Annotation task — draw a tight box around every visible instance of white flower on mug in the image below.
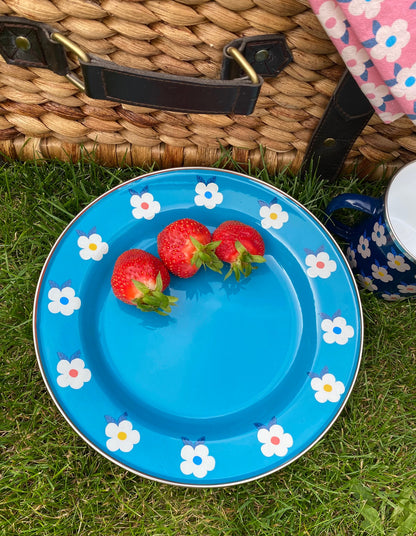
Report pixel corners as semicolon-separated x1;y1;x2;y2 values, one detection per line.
372;220;387;246
371;262;393;282
357;234;371;258
397;282;416;294
308;368;345;403
320;311;355;345
105;413;140;453
180;438;215;479
357;274;378;291
382;292;403;302
255;418;293;458
387;252;411;272
346;247;357;269
130;187;160;220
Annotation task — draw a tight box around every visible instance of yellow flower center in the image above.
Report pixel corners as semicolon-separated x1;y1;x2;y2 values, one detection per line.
89;243;98;251
395;260;401;265
269;213;278;220
378;271;384;277
323;384;333;392
117;431;127;441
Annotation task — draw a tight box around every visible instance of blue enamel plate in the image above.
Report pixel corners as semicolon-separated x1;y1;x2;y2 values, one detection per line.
33;168;363;487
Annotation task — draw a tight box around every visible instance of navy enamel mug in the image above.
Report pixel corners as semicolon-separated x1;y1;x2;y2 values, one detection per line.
325;162;416;301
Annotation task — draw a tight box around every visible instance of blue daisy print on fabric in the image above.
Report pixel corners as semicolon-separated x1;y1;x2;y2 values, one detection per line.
308;367;345;403
130;186;160;220
104;412;140;453
254;417;293;458
397;281;416;294
76;227;109;261
194;176;223;209
320;310;355;345
362;19;410;63
56;350;91;389
317;1;350;44
47;280;81;316
385;63;416;103
180;437;215;478
357;272;378;292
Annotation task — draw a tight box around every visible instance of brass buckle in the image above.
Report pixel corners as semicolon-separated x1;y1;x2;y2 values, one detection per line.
226;47;259;85
51;32;89;91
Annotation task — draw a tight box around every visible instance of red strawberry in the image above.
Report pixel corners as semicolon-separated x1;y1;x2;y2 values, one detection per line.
212;220;266;281
111;249;178;314
157;218;223;278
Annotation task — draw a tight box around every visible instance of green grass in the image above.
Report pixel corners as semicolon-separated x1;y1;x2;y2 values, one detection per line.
1;158;415;536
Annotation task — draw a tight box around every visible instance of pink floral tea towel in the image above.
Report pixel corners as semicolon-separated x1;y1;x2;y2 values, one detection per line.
309;0;416;124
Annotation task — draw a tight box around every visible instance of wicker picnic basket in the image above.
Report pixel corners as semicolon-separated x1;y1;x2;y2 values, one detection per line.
0;0;415;179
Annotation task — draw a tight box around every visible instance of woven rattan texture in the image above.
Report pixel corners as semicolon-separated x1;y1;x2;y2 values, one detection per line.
0;0;415;177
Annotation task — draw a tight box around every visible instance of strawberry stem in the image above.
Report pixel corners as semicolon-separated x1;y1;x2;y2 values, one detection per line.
132;273;178;315
189;237;223;274
224;241;266;282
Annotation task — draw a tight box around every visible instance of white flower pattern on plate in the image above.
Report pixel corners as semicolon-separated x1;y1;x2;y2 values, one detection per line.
259;198;289;229
130;187;160;220
305;248;337;279
57;350;91;389
308;367;345;403
320;311;355;345
48;280;81;316
105;413;140;453
256;418;293;458
194;177;223;209
77;227;108;261
180;438;215;478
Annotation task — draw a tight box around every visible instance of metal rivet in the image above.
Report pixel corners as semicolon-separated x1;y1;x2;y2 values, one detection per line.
323;137;336;147
254;49;269;62
15;36;31;51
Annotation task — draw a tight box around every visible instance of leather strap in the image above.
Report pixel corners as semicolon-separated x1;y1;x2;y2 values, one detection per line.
0;16;294;115
301;70;374;182
80;55;261;115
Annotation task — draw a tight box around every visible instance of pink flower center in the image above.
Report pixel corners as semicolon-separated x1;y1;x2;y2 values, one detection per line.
141;202;149;210
271;436;280;445
325;17;337;29
347;59;357;68
69;369;78;378
316;261;325;269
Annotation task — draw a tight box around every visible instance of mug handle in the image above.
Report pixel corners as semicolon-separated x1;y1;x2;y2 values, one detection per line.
324;194;382;241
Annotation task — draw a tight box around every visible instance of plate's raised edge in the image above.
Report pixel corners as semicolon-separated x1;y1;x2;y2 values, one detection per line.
32;166;364;488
